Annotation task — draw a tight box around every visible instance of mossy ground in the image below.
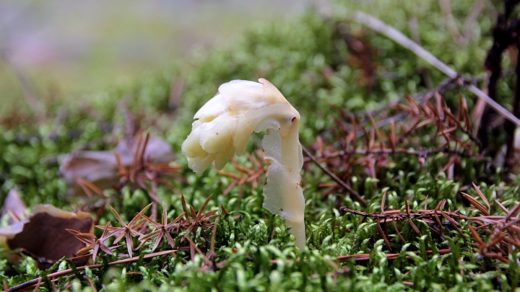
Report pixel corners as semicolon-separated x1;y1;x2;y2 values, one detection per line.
1;1;519;291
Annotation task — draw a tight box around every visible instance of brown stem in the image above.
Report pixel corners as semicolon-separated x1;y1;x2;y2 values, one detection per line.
315;147;474;159
504;40;520;171
477;65;503;152
477;2;520;158
302;146;367;207
337;248;451;262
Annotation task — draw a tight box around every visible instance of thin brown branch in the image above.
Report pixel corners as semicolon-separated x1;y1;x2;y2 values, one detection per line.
302;145;367;206
337;248;451;262
9;250;177;292
315;147;474;159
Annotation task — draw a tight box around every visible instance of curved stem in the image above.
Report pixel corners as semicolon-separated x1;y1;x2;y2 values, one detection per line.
285;219;306;249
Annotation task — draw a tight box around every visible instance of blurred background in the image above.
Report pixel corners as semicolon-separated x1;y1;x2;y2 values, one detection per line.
0;0;312;114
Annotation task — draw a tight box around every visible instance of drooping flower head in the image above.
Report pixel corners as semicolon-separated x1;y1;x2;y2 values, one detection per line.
182;78;299;173
182;78;306;249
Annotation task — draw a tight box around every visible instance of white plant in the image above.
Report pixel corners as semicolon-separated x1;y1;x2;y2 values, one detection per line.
182;78;306;248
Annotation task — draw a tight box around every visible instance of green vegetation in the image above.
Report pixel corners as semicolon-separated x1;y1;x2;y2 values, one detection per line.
1;1;519;291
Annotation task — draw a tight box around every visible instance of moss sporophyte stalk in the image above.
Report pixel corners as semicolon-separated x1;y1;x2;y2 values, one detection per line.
182;78;306;249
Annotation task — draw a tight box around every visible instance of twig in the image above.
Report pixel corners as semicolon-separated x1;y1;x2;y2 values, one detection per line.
302;145;367;206
315;147;474;159
341;207;474;222
351;11;520;127
9;250;177;291
337;248;451;262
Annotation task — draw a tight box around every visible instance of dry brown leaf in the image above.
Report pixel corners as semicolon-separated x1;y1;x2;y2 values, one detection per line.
115;135;173;166
0;205;93;268
59;135;173;194
59;151;119;188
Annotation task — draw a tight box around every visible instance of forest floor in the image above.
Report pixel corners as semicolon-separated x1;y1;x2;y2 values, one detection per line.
1;1;519;291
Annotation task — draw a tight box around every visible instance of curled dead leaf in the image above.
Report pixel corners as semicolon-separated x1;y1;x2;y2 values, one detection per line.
59;151;118;188
115;135;173;166
59;134;174;195
0;204;93;268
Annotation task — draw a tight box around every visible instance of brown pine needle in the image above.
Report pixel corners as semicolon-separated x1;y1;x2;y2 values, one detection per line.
302;145;367;206
461;193;489;216
472;183;490;210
